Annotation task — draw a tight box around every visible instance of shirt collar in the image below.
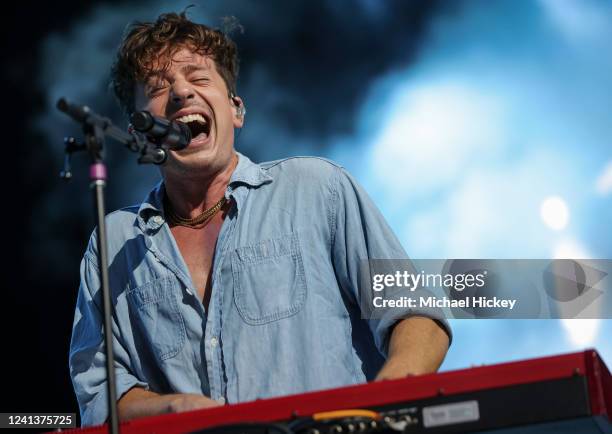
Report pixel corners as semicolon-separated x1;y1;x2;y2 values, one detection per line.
228;151;274;189
137;152;273;231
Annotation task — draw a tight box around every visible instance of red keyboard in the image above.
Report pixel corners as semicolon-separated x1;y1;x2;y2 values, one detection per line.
56;349;611;434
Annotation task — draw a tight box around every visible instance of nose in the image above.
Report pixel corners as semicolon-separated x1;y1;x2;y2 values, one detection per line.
170;80;195;105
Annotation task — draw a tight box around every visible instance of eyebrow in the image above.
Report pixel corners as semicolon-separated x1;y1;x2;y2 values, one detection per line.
179;64;211;75
144;63;211;85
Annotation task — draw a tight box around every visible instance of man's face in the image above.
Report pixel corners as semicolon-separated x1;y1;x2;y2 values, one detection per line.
134;46;243;177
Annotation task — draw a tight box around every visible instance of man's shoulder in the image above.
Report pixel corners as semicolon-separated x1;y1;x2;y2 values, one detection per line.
83;205;142;255
258;156;344;183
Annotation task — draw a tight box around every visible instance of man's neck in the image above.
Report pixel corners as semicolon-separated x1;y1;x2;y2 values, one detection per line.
163;153;238;218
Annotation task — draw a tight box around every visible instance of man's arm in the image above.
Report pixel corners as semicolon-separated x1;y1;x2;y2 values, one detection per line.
375;316;449;380
329;167;452;373
117;388;222;422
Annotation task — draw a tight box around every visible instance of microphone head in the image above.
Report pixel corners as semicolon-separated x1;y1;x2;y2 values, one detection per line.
171;121;192;150
129;111;191;150
130;111;154;132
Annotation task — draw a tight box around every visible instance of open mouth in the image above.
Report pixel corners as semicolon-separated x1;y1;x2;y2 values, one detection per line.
175;113;211;143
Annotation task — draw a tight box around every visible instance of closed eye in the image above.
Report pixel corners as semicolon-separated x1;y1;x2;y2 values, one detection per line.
147;84;168;97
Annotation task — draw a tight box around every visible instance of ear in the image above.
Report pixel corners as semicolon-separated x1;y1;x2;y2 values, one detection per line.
231;95;245;128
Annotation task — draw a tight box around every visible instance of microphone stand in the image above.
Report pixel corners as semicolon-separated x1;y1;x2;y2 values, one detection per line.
57;98;167;434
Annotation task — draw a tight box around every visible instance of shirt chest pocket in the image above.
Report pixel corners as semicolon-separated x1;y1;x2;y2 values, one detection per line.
126;276;186;362
231;232;307;325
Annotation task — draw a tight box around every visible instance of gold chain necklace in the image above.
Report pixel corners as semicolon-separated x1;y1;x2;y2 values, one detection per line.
164;195;227;228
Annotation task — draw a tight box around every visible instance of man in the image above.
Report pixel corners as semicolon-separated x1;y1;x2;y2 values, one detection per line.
69;11;451;427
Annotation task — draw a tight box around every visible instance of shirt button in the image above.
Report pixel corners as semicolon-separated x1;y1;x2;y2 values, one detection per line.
210;337;218;347
218;397;226;404
152;215;163;225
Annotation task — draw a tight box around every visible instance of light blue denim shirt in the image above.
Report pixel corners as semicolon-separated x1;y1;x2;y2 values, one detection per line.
70;153;451;426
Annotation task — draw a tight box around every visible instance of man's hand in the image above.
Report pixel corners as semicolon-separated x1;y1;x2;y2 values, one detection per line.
166;393;223;413
375;316;449;381
118;387;223;422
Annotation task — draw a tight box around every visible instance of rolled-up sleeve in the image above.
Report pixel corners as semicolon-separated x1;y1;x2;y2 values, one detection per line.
69;238;148;427
330;166;452;357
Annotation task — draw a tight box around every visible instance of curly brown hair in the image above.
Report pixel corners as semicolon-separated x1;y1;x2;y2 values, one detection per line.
110;11;240;114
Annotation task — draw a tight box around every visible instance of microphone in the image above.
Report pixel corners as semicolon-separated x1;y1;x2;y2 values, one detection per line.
130;111;191;151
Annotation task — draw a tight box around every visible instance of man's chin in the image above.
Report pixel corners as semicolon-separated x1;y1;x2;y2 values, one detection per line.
165;144;230;173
